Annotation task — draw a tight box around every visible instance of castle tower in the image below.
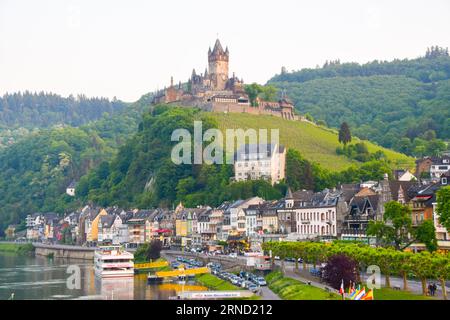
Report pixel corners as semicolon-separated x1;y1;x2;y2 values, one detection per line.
208;39;229;90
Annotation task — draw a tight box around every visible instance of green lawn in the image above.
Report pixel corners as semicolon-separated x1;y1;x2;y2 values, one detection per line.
210;112;414;171
0;242;34;255
373;288;434;300
195;273;239;291
265;271;341;300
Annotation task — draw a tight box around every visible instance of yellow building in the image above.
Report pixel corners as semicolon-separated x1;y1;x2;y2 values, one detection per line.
87;208;107;242
176;218;188;237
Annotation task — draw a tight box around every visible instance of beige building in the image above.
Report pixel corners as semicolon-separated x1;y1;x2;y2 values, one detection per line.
234;143;286;185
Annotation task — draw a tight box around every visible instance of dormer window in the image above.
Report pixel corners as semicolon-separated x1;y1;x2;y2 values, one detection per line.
442;177;448;185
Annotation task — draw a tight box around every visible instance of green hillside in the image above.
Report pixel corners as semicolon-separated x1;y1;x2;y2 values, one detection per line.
268;47;450;157
209;112;414;171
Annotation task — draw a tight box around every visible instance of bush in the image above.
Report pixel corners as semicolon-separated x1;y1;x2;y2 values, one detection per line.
322;254;358;290
134;240;162;262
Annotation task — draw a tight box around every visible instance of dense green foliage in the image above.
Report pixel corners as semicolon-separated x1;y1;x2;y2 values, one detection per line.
0;91;126;129
134;240;163;262
77;107;398;210
0;99;150;234
336;142;387;162
287;148;393;192
269;48;450;156
436;186;450;231
244;83;278;106
76;106;286;209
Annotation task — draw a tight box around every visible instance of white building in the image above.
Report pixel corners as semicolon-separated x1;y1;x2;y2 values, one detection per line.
430;156;450;178
234;143;286;185
66;181;76;196
98;215;123;244
223;197;264;239
397;170;417;181
433;202;449;241
281;190;340;240
244;205;259;238
295;207;337;239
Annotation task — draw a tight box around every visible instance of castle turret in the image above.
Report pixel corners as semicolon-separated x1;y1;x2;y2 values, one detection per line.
208;39;229;90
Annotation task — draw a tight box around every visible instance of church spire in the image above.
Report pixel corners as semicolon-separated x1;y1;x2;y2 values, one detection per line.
286;187;293;199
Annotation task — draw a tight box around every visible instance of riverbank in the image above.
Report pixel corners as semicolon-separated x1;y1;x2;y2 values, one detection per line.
265;271;341;300
0;242;34;255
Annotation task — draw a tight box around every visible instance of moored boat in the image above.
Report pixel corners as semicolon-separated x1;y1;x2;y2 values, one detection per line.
94;245;134;278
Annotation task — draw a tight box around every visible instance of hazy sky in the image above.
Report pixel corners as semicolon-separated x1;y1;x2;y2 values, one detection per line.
1;0;449;102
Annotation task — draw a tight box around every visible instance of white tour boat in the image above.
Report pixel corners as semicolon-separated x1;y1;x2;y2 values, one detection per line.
94;245;134;278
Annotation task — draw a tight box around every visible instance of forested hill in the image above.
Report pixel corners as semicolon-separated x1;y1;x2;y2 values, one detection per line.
0;95;151;234
268;46;450;156
0;91;127;129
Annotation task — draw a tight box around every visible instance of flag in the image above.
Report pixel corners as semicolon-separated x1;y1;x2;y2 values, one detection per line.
354;287;366;300
349;289;357;299
361;289;374;300
339;279;345;295
348;281;353;295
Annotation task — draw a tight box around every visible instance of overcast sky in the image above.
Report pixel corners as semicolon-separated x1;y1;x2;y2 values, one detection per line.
1;0;449;102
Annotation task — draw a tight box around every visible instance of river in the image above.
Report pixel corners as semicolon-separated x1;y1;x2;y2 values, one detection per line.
0;252;207;300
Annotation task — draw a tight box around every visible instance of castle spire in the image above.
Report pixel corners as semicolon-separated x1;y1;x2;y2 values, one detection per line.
211;38;225;55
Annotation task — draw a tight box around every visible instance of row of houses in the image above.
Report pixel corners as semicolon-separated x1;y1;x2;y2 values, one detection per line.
22;171;450;250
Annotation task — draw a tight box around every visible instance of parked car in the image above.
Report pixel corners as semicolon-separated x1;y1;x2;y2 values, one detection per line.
229;252;237;258
284;257;295;262
248;284;260;293
255;277;267;286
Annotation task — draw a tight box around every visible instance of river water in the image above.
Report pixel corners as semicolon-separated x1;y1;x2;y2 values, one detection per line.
0;252;207;300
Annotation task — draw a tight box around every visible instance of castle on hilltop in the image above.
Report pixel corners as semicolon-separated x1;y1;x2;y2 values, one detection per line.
153;39;299;120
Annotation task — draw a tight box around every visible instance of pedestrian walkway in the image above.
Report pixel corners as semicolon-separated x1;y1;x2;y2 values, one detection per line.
260;286;281;300
282;265;337;294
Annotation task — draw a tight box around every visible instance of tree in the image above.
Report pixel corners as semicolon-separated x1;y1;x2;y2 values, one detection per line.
371;248;396;288
415;219;438;252
410;252;434;296
367;201;437;251
244;83;263;107
338;122;351;146
392;251;413;290
322;254;358;290
431;253;450;300
436;186;450;231
260;85;278;102
134;240;163;262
